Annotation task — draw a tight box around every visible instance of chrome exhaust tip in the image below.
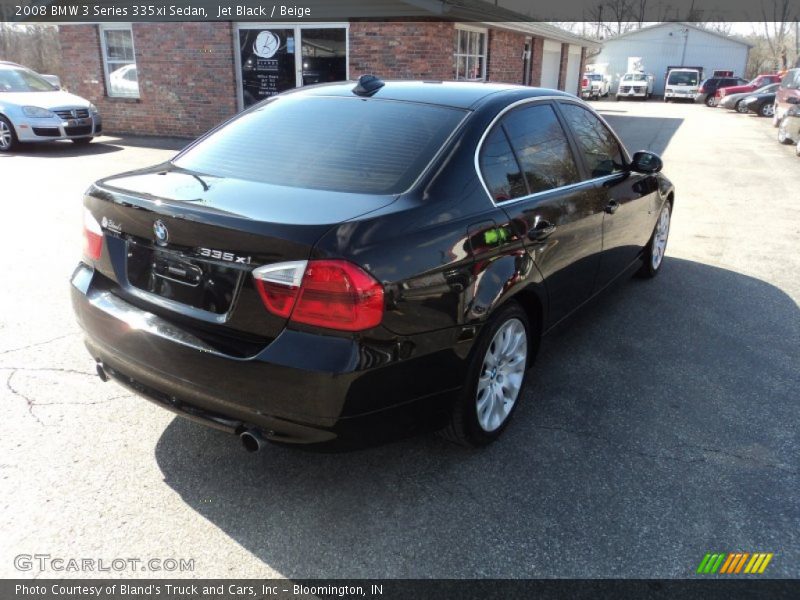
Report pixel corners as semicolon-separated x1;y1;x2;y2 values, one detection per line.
240;429;266;453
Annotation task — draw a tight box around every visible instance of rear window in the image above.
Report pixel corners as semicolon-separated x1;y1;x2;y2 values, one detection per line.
781;70;800;89
174;96;466;194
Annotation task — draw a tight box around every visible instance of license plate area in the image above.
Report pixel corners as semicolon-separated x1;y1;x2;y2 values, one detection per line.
126;240;242;315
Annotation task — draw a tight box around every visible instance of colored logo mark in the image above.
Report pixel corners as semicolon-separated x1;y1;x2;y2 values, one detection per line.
696;552;774;574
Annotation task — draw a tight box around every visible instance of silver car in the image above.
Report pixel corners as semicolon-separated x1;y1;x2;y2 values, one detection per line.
0;63;102;152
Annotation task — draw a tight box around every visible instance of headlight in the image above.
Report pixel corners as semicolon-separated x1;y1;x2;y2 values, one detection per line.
89;103;99;115
22;106;56;118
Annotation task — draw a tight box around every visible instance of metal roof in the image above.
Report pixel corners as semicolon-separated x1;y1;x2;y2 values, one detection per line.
601;22;753;49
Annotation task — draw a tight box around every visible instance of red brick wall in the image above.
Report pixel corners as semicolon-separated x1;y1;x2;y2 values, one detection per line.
579;47;587;86
349;21;454;80
530;37;544;86
557;43;569;90
59;23;237;138
486;29;527;84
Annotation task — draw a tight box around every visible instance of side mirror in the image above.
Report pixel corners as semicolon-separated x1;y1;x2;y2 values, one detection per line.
630;151;663;174
787;96;800;105
41;74;61;89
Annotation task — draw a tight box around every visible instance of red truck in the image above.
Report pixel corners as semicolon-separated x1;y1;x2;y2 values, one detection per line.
716;74;783;102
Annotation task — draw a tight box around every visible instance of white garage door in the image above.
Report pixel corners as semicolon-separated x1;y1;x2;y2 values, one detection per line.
540;40;560;90
565;45;582;95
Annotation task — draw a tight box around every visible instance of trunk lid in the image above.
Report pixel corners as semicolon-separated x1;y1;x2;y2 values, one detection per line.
86;164;396;349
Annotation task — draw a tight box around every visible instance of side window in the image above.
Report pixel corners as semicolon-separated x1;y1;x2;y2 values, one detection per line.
558;103;626;178
479;126;526;202
501;104;580;194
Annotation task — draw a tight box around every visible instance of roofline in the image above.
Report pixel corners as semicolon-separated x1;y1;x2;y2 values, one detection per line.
602;22;753;49
486;21;601;48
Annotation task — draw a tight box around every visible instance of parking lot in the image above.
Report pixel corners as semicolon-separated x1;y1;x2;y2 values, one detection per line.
1;100;798;579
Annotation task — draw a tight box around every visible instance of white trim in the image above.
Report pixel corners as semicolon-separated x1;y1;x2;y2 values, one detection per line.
98;23;139;99
233;22;349;111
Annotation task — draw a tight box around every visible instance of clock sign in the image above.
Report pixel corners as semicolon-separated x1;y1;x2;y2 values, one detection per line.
253;31;280;58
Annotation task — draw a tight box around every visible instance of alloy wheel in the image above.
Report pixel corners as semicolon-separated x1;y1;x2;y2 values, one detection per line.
736;101;748;114
476;318;527;433
0;121;12;150
761;103;775;117
651;205;671;270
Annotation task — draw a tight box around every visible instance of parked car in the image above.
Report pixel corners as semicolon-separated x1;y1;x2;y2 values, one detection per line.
616;72;654;100
581;73;610;100
777;100;800;144
0;62;101;152
714;73;782;104
773;67;800;127
664;66;703;102
694;76;748;106
744;90;777;117
71;77;674;450
718;83;781;113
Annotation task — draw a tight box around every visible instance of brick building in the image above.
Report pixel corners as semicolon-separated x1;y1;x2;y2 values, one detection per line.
57;16;598;138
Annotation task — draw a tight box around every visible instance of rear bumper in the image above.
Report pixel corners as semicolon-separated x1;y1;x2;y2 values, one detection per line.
71;264;466;444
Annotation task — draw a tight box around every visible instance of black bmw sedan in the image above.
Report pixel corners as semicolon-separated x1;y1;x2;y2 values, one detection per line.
71;76;674;449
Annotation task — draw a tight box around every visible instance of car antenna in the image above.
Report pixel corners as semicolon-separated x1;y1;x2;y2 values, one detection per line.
353;74;385;96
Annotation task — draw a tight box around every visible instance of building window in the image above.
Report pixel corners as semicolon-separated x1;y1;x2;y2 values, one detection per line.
454;26;487;81
99;24;139;98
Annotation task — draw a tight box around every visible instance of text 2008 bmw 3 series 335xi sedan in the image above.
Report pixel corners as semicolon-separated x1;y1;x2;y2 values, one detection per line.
71;76;674;450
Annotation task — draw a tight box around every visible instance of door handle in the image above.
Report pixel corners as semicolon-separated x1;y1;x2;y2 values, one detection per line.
605;200;620;214
527;219;556;241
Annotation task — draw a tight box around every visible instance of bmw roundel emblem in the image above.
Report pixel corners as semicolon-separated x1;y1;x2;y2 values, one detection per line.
153;220;169;245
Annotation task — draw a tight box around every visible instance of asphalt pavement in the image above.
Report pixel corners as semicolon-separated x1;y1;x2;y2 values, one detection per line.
1;103;798;579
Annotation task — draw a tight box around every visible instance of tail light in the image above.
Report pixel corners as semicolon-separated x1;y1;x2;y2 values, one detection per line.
699;85;706;93
582;77;588;87
253;259;384;331
82;208;103;261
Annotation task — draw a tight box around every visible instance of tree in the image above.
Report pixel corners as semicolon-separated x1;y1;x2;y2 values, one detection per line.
760;0;796;69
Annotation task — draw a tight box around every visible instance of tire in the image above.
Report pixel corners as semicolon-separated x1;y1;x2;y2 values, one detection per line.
778;120;793;144
736;100;749;114
71;137;93;145
637;201;672;279
759;102;775;118
0;116;19;153
704;96;715;107
439;302;533;447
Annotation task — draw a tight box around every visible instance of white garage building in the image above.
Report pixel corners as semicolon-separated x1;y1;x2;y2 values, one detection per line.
590;22;752;96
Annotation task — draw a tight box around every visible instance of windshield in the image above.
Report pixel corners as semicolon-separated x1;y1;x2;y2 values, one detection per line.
174;96;467;195
587;74;603;81
623;74;647;82
668;71;699;86
0;67;57;93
